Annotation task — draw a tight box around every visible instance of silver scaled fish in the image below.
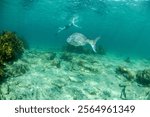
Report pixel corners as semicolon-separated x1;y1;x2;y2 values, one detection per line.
67;32;100;53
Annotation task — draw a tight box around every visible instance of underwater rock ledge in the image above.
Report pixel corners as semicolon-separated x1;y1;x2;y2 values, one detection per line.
0;49;150;100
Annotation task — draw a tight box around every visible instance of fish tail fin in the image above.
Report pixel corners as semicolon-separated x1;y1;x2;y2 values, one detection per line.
88;36;100;53
95;36;101;43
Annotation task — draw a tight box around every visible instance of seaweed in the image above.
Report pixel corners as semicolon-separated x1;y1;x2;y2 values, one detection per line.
0;31;25;79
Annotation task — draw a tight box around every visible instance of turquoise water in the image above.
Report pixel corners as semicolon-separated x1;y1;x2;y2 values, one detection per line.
0;0;150;57
1;0;150;100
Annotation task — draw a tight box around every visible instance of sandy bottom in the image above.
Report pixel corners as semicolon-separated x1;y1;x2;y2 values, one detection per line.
0;49;150;100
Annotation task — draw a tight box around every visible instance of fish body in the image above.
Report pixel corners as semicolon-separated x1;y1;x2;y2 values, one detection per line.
67;33;88;46
67;33;100;52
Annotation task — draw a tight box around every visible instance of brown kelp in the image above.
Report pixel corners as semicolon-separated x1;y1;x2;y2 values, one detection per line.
0;31;25;79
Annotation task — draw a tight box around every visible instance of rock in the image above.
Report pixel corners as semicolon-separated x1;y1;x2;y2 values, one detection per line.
0;84;9;95
84;87;97;95
4;62;29;77
49;52;56;60
62;44;85;54
124;57;131;63
97;45;106;55
146;92;150;100
116;66;134;80
136;69;150;85
51;59;61;68
0;67;4;79
52;79;67;89
71;88;86;100
102;90;111;98
60;52;72;62
77;60;99;73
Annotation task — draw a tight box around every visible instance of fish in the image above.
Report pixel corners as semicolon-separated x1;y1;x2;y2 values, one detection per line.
67;33;100;53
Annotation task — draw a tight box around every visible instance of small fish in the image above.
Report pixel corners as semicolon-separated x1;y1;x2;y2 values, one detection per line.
67;33;100;53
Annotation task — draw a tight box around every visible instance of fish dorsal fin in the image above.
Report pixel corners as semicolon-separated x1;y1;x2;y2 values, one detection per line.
87;36;100;53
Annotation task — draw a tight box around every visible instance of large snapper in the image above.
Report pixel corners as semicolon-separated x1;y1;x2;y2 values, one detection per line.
67;33;100;52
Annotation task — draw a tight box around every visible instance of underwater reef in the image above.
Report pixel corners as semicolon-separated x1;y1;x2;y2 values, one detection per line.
116;66;134;81
0;49;149;100
0;31;25;79
136;69;150;86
